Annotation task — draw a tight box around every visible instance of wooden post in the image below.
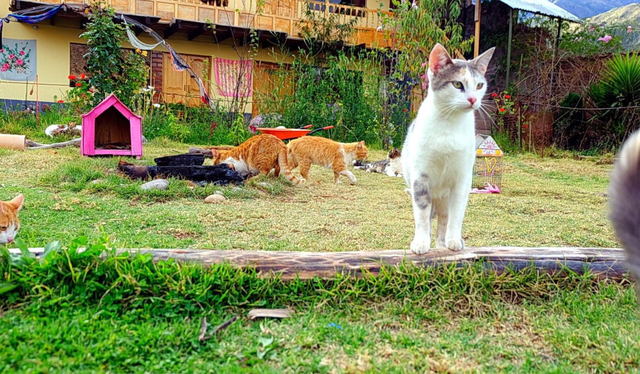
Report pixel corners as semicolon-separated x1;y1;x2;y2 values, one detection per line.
474;0;481;57
549;17;563;95
505;8;513;88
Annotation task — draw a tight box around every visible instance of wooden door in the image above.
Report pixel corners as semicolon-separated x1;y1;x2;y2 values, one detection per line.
186;55;209;106
252;61;293;117
162;53;211;105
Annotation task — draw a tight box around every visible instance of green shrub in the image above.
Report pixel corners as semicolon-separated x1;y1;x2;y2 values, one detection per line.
588;52;640;149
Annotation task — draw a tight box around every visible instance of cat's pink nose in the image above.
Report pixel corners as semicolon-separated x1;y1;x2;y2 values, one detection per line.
7;238;14;243
468;97;477;105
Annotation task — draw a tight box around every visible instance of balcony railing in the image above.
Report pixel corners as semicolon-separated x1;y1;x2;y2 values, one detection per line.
29;0;393;47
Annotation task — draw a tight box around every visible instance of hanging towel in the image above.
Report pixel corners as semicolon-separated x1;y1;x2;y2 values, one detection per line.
124;19;162;50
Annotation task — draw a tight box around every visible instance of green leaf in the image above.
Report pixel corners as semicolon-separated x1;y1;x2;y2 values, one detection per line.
42;240;62;260
15;238;34;259
258;336;274;347
0;282;18;295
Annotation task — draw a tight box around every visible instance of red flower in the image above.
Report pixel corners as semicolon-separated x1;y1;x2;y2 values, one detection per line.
491;92;498;98
80;73;87;80
68;75;76;80
75;82;82;87
403;108;408;112
57;100;64;103
522;124;529;129
504;94;511;99
499;108;506;113
249;124;257;134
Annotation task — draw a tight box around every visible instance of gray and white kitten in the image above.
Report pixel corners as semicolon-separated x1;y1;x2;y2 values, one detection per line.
355;148;403;177
609;129;640;298
402;43;495;254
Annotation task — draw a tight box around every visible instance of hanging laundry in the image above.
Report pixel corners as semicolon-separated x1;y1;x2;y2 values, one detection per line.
123;20;162;50
214;57;253;97
0;4;66;45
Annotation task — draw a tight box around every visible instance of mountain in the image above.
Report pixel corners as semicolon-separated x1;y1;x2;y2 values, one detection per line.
585;3;640;50
552;0;639;19
586;3;640;26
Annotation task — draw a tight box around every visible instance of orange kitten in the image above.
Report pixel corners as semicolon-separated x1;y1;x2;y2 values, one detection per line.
0;194;24;244
211;134;302;185
287;136;368;184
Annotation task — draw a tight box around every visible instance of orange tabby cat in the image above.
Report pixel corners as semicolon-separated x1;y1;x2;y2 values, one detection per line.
211;134;302;185
0;194;24;244
287;137;368;184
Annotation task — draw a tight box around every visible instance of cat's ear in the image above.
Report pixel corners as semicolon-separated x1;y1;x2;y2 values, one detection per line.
429;43;453;75
10;194;24;211
357;141;365;148
471;47;495;76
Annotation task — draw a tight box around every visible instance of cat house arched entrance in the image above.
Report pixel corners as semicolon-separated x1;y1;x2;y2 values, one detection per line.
81;94;143;159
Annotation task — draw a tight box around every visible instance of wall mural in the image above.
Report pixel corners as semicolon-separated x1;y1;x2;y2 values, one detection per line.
0;39;37;81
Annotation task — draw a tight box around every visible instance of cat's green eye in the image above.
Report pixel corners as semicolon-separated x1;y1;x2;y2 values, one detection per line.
476;83;484;89
452;81;463;90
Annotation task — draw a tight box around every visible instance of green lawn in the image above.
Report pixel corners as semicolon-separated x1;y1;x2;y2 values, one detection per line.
0;140;618;250
1;140;638;373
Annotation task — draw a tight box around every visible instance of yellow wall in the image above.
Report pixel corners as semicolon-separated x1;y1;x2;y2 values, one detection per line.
0;2;85;103
0;0;379;110
0;0;287;110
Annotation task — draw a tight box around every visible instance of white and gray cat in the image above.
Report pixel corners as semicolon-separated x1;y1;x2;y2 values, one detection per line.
402;43;495;254
355;148;403;177
609;129;640;299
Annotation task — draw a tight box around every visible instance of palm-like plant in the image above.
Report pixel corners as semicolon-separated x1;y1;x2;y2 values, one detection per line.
589;53;640;148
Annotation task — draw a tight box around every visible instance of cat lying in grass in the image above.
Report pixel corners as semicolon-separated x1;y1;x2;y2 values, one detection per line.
0;194;24;244
354;148;402;177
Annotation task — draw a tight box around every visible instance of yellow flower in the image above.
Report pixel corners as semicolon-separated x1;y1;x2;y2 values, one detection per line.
142;51;148;57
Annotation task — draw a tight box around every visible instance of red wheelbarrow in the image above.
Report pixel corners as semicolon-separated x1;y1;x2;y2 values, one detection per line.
257;124;334;140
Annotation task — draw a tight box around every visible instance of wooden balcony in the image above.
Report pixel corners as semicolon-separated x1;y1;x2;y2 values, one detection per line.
15;0;393;48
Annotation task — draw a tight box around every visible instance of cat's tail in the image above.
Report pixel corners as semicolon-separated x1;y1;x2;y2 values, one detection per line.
278;147;304;185
609;129;640;294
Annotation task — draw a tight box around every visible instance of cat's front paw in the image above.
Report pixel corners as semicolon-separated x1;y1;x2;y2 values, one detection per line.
446;238;465;251
410;240;430;254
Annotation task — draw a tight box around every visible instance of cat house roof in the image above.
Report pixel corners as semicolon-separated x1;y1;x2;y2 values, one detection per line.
475;134;502;156
81;94;142;120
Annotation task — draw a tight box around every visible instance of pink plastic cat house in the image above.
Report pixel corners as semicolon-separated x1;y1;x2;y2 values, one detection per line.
81;94;143;159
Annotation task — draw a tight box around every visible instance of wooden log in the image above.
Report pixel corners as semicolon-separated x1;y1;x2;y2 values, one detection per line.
11;247;628;280
26;138;81;149
188;146;235;159
188;147;213;158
